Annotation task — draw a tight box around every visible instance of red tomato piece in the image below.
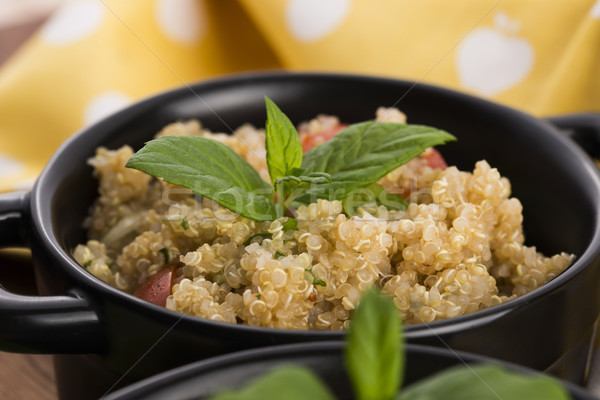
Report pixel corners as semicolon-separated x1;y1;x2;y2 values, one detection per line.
302;124;348;152
133;265;178;307
420;148;447;170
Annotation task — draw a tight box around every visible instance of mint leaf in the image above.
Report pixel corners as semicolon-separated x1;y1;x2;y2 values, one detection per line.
265;96;303;185
281;217;298;231
346;289;403;400
208;365;335;400
126;136;277;221
275;172;333;186
158;248;169;263
181;217;190;230
304;269;327;287
397;364;571;400
298;122;455;203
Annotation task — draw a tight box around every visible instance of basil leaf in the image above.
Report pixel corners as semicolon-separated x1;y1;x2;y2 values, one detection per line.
305;269;327;287
290;167;308;176
181;217;190;230
397;364;571;400
343;183;407;217
208;365;335;400
265;96;303;184
276;173;333;186
126;136;277;221
299;122;455;202
281;217;298;231
346;289;403;400
158;248;169;263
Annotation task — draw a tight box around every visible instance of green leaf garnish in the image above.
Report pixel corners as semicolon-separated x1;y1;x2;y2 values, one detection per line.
304;269;327;287
83;260;92;268
297;122;455;203
127;100;454;222
275;172;333;186
126;136;276;221
181;216;190;230
302;122;454;175
158;247;169;263
275;251;286;259
208;365;334;400
281;217;298;231
265;96;303;185
397;364;571;400
346;288;402;400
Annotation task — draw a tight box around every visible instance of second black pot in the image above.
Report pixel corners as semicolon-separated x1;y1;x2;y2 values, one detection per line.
103;342;599;400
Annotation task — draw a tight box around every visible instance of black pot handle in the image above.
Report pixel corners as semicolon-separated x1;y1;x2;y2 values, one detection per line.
546;113;600;159
0;191;105;354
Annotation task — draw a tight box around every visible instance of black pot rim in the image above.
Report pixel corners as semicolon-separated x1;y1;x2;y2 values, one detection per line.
30;71;600;338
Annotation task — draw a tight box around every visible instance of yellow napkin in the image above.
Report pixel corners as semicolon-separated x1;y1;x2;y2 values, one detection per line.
1;0;599;192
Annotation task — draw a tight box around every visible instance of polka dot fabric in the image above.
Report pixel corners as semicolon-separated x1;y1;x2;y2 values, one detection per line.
156;0;208;44
0;0;599;191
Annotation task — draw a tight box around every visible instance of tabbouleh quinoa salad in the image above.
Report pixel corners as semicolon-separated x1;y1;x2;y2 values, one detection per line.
73;102;574;329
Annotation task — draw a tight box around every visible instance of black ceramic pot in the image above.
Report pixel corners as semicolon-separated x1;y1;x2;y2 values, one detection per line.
1;73;600;400
103;342;598;400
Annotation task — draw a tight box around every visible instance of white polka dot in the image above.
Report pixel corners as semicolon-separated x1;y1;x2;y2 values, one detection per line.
0;155;24;179
84;91;132;126
456;13;534;96
41;0;105;45
156;0;207;44
591;0;600;19
286;0;350;42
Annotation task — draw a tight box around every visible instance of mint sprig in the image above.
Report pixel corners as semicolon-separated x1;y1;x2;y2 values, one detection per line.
127;98;455;221
346;289;403;400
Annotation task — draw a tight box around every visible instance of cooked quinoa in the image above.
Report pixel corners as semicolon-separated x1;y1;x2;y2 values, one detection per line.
73;108;574;329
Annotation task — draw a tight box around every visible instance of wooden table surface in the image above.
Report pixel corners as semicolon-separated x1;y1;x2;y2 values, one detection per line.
0;352;56;400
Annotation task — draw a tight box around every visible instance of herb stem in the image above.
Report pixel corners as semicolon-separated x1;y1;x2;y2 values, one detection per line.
284;185;309;210
276;180;285;219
